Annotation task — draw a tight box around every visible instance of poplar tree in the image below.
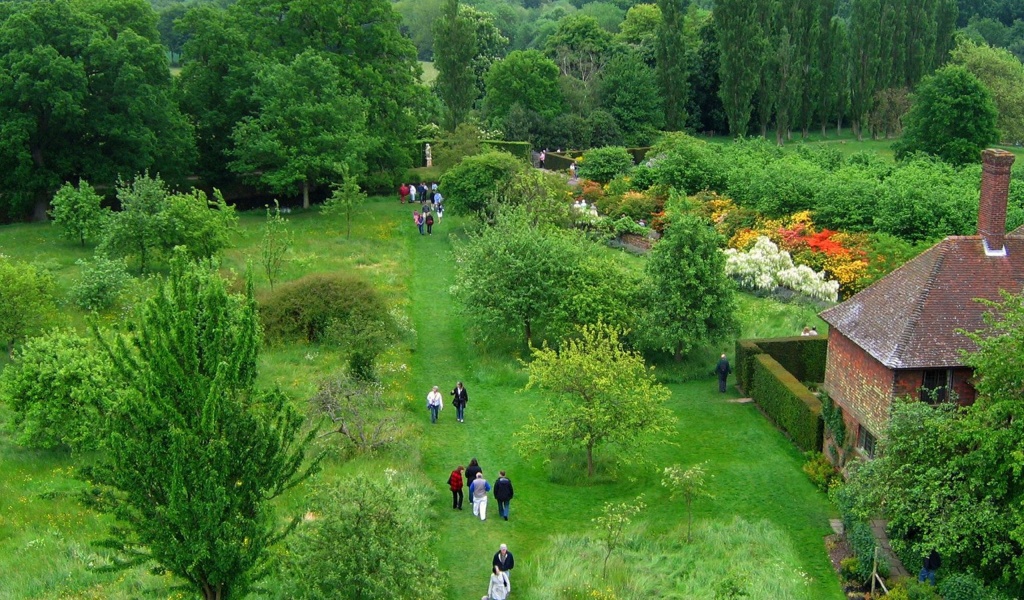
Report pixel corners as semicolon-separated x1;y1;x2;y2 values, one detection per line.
85;255;319;600
434;0;478;130
716;0;768;136
656;0;691;131
850;0;882;139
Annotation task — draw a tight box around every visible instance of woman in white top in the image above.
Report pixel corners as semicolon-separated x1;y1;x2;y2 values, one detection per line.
426;385;443;424
488;566;510;600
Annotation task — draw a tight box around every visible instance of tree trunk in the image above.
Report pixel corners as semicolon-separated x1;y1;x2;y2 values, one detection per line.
524;319;532;346
302;180;310;209
587;443;595;477
674;342;683;362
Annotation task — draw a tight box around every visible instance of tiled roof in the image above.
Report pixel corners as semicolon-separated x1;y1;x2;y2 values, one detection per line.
819;235;1024;369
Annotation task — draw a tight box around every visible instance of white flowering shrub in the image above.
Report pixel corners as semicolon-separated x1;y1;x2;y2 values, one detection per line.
723;236;839;302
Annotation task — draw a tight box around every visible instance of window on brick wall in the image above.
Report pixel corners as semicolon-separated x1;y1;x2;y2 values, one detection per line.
857;426;876;459
920;369;951;404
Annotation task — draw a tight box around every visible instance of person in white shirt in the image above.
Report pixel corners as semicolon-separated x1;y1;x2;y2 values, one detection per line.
426;385;443;424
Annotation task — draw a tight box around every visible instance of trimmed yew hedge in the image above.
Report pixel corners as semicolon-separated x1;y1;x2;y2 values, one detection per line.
482;140;532;161
751;354;824;452
735;336;827;392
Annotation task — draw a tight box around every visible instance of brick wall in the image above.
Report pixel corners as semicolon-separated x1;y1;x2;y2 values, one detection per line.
893;368;977;405
822;330;894;436
979;148;1016;253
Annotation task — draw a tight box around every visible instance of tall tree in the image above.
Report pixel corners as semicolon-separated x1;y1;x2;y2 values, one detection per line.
950;39;1024;144
849;0;883;139
517;323;676;477
433;0;478;130
0;0;194;220
656;0;692;131
230;50;369;209
86;256;319;600
893;65;998;165
600;52;665;145
639;212;739;361
716;0;769;136
545;14;615;84
484;50;565;122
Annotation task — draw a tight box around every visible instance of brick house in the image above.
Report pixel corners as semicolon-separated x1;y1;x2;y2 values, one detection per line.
819;149;1022;459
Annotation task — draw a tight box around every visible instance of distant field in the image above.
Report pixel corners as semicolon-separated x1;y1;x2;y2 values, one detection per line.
704;130;1024;160
419;60;437;85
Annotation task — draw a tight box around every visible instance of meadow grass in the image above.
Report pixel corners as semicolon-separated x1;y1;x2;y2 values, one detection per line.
0;199;843;599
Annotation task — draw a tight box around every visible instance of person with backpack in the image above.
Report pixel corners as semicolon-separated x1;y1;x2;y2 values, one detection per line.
425;211;435;235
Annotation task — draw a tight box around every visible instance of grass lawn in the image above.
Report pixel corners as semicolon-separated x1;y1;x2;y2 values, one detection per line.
0;199;843;599
419;60;437;85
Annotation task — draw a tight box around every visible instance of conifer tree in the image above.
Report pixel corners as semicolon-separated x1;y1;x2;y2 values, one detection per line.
434;0;478;130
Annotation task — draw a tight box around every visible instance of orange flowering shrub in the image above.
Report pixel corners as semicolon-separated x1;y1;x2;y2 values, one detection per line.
579;179;605;204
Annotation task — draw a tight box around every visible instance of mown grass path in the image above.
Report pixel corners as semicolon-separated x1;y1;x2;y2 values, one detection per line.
395;205;844;599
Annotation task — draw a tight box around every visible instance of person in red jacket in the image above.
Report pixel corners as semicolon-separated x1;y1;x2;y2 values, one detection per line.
399;183;410;203
447;465;464;510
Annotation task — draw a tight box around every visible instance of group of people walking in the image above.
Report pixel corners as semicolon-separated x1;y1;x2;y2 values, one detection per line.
426;381;468;423
447;459;514;521
404;182;444;235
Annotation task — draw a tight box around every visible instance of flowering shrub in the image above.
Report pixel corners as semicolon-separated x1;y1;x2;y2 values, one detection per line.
578;179;605;204
723;236;839;302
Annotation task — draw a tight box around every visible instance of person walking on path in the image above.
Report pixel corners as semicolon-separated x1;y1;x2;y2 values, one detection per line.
492;544;515;578
465;458;482;484
539;150;546;169
426;385;443;423
451;382;468;422
414;211;424;235
487;565;510;600
715;353;732;393
470;472;491;521
425;212;435;235
409;182;417;205
447;465;464;510
493;471;514;521
399;183;409;203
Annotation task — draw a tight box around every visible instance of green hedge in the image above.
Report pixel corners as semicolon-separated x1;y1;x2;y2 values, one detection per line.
751;354;824;452
482;140;532;161
735;339;765;394
735;336;827;388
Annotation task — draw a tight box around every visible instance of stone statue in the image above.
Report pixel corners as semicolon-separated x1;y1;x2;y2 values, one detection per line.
425;143;432;167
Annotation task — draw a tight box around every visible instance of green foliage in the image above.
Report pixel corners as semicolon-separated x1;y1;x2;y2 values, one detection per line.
0;0;195;220
874;155;980;242
594;495;645;578
283;473;444;600
480;139;533;160
1;329;119;452
662;463;712;542
433;0;478;129
259;201;293;291
484;50;565;121
85;256;320;600
439;150;525;217
70;257;132;312
884;578;941;600
97;173;170;273
801;452;839;493
517;323;676;477
259;272;397;377
230;50;369;209
161;188;238;261
750;355;824;452
638;212;739;360
743;336;829;383
894;65;999;165
321;175;367;240
734;340;765;393
451;208;641;347
0;258;58;354
600;52;664;146
578;146;634;184
949;39;1024;144
433;123;484;169
820;393;847;449
648;133;727;195
49;181;108;246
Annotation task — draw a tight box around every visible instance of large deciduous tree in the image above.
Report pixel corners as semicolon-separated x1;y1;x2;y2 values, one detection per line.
517;323;676;477
85;255;319;600
894;65;999;165
433;0;478;130
230;50;368;209
639;212;739;361
485;50;565;122
0;0;194;220
600;52;665;146
950;39;1024;144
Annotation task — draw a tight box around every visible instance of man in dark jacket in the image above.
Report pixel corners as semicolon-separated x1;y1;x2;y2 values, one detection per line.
493;543;514;576
919;549;940;585
493;470;514;521
451;381;468;423
715;353;732;393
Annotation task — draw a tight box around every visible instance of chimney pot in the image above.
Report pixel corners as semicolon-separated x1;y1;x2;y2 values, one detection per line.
979;148;1015;256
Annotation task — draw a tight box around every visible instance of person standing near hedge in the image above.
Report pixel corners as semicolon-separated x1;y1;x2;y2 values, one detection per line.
715;353;732;393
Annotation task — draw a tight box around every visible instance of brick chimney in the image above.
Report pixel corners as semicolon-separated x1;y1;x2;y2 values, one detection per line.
979;148;1016;257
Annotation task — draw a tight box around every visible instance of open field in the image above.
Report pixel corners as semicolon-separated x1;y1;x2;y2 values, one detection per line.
0;199;842;599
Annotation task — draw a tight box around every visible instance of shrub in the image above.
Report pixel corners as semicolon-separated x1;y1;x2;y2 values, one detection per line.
883;578;941;600
439;150;524;218
49;180;108;246
751;336;829;383
937;573;1000;600
750;354;823;452
71;257;132;311
0;329;120;451
734;340;765;393
802;451;839;492
260;273;397;377
723;236;839;302
578;146;634;184
647;133;726;194
0;257;58;354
